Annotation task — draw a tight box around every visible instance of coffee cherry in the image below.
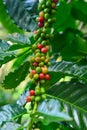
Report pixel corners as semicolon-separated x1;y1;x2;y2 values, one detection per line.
51;9;56;14
26;96;31;102
31;70;36;75
30;56;35;62
35;49;40;53
41;40;47;45
36;52;41;57
53;0;58;3
33;74;39;80
38;29;42;34
41;56;45;61
45;74;51;80
38;22;44;28
44;22;49;27
40;79;45;84
38;17;44;22
42;67;48;74
39;11;44;17
39;73;45;79
35;57;41;62
31;96;35;101
41;94;47;100
34;30;38;34
35;96;41;102
41;47;48;53
44;13;50;20
32;44;37;50
51;3;56;8
44;8;50;13
46;45;50;51
46;1;51;7
37;44;43;49
42;28;48;33
34;34;38;40
41;33;45;38
41;87;45;94
33;62;38;67
30;90;35;96
39;62;44;67
35;89;41;95
36;67;42;73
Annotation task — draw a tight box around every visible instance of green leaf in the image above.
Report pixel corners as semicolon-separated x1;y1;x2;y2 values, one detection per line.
0;39;30;67
2;62;30;89
53;1;75;32
48;81;87;130
33;99;71;125
1;122;21;130
49;60;87;84
0;0;23;33
4;0;38;31
72;0;87;23
0;103;26;126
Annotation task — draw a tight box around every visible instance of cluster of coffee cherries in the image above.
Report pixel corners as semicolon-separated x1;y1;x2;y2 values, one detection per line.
26;86;46;103
26;0;58;103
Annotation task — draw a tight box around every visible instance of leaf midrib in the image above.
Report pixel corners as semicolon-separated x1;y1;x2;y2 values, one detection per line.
47;94;87;114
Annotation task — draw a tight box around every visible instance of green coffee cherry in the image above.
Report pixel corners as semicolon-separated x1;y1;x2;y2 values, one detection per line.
41;94;47;100
36;67;42;73
35;96;41;102
46;1;51;7
35;89;41;95
41;87;45;94
33;74;39;80
44;8;50;13
31;96;35;101
40;79;46;84
44;13;50;20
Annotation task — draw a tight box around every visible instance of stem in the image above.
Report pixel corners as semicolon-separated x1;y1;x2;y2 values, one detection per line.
27;102;38;130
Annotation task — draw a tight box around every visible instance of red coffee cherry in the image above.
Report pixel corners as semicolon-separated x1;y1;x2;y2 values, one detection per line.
26;96;31;102
38;44;43;49
38;17;44;22
34;30;38;34
53;0;58;3
45;74;51;80
31;70;36;75
33;62;38;67
39;73;45;79
30;90;35;96
38;22;44;27
41;47;48;53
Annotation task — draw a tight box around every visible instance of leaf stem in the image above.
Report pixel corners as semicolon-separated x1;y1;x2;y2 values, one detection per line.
27;102;38;130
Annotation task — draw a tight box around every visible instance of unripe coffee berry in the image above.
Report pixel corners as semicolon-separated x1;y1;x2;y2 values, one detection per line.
35;96;41;102
33;74;39;80
30;90;35;96
36;67;42;73
35;57;41;62
42;67;48;74
39;11;44;17
26;96;31;102
51;3;56;8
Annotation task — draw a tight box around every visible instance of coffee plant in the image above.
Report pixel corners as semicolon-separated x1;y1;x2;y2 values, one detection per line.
0;0;87;129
